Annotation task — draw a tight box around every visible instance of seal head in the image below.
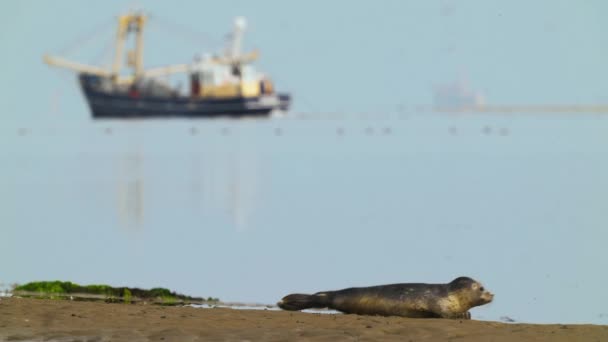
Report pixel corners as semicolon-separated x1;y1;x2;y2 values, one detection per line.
448;276;494;307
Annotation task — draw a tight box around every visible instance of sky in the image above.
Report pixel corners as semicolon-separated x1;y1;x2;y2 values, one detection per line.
2;0;608;118
1;0;608;325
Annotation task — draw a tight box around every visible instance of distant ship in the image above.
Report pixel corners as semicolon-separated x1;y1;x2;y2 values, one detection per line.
44;12;291;119
432;80;484;111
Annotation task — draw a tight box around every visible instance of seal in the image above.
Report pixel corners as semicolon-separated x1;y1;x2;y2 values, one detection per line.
277;276;493;319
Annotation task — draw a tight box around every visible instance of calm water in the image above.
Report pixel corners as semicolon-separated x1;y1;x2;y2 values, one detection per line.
1;112;607;324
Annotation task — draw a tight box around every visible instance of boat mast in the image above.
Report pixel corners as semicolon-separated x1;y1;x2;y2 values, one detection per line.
112;13;146;79
134;15;146;77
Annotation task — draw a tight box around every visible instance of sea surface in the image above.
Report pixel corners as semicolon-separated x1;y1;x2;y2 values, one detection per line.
1;112;607;324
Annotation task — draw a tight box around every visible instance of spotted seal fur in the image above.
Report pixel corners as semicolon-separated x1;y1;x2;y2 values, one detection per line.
278;276;493;319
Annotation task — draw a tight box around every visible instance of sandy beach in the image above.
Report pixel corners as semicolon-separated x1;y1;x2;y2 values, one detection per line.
1;297;607;341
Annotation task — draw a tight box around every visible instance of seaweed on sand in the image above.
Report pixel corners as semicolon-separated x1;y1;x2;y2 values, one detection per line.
13;281;218;305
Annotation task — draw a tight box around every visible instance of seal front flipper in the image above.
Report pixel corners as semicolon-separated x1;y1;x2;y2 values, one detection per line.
441;311;471;320
277;292;331;311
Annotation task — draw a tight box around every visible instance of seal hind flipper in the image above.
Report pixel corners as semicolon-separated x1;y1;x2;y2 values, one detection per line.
277;292;331;311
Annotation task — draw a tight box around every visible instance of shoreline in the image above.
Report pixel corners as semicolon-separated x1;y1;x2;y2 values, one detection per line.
2;297;607;342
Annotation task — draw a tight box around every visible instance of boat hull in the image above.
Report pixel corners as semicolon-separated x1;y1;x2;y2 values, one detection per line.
79;74;291;119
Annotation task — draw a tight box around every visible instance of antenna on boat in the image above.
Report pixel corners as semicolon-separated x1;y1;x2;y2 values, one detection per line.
229;16;247;60
216;16;258;66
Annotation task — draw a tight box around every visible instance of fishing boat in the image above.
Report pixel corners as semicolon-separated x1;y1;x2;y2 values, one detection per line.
44;12;291;119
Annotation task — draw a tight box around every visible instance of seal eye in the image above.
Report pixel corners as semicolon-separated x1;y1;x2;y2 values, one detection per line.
479;287;484;292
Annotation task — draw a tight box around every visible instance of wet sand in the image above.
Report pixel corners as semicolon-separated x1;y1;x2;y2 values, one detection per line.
1;297;607;341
